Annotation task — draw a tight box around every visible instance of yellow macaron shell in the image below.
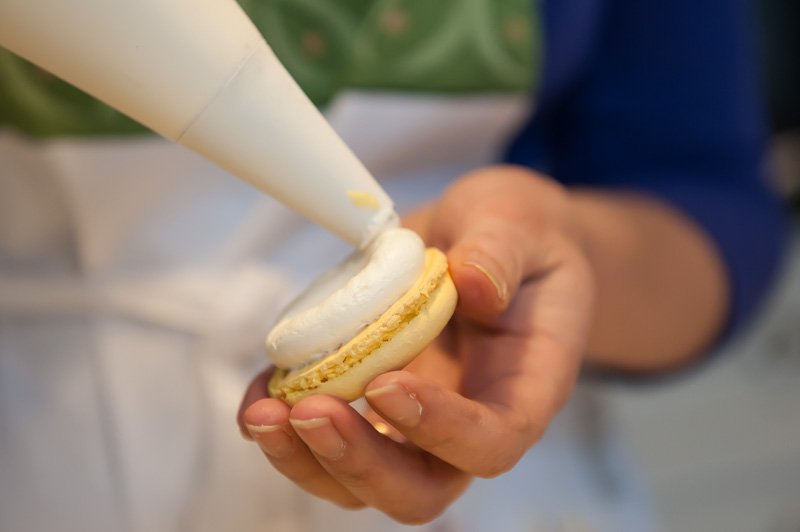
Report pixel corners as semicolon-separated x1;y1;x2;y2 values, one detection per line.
269;247;456;405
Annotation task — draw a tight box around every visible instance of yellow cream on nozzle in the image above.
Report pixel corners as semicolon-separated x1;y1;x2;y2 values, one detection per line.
347;191;381;210
0;0;395;247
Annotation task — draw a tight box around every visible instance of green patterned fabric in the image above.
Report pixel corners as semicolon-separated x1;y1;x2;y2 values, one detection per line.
0;0;540;138
0;52;147;137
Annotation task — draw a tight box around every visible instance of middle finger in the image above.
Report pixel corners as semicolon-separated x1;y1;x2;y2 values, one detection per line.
243;397;364;509
290;394;472;525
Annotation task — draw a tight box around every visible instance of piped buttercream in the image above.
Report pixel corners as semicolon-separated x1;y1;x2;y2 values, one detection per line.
266;227;424;369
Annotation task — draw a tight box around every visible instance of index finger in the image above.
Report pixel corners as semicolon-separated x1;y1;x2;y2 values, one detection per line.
364;332;579;479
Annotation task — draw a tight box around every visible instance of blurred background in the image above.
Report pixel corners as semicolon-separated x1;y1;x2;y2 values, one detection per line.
0;0;798;531
602;1;800;527
604;224;800;531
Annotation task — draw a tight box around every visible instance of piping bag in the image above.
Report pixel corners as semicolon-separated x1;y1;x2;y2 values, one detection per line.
0;0;397;247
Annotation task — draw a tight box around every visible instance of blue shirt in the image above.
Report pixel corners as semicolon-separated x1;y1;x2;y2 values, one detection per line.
507;0;790;349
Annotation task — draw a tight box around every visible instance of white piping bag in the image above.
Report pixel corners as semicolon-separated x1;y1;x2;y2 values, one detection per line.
0;0;397;247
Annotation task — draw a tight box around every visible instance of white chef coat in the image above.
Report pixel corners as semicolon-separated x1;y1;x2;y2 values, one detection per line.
0;93;656;532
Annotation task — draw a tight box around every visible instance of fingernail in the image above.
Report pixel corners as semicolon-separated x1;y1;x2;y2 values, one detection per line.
365;383;422;428
289;417;346;460
246;424;294;459
463;259;507;303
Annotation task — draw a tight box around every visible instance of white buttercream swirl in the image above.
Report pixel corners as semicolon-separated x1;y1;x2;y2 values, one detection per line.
266;227;425;369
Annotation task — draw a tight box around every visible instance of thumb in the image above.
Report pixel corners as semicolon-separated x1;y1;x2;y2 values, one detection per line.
446;217;529;325
427;168;560;326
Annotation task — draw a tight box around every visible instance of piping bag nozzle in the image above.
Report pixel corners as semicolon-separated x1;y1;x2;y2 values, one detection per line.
0;0;396;247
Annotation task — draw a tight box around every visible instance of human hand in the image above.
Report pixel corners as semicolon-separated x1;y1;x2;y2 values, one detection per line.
237;166;595;524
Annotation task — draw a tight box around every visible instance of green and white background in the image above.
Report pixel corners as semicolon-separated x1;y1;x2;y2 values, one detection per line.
2;2;800;531
0;0;539;137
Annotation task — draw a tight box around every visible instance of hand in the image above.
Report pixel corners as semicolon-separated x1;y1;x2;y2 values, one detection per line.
237;166;595;524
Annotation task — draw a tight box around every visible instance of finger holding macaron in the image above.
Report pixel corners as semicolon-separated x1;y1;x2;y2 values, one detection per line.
239;167;593;523
265;227;457;406
239;224;467;521
281;392;474;524
239;325;579;524
239;365;475;523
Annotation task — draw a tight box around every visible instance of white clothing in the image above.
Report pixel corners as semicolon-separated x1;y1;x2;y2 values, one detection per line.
0;93;655;532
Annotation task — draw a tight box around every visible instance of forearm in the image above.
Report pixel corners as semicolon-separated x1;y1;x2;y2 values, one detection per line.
571;189;729;373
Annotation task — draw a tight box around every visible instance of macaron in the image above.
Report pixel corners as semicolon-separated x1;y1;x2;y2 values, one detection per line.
268;246;456;405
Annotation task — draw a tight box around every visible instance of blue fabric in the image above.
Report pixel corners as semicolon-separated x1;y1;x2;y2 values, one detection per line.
506;0;790;347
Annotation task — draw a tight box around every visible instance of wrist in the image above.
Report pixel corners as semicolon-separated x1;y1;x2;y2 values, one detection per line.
568;189;730;372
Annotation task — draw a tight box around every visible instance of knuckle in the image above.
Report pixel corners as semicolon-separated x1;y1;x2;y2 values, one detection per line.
425;431;461;456
475;450;522;478
472;407;539;478
420;394;483;453
331;465;374;490
503;403;545;445
290;465;326;486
